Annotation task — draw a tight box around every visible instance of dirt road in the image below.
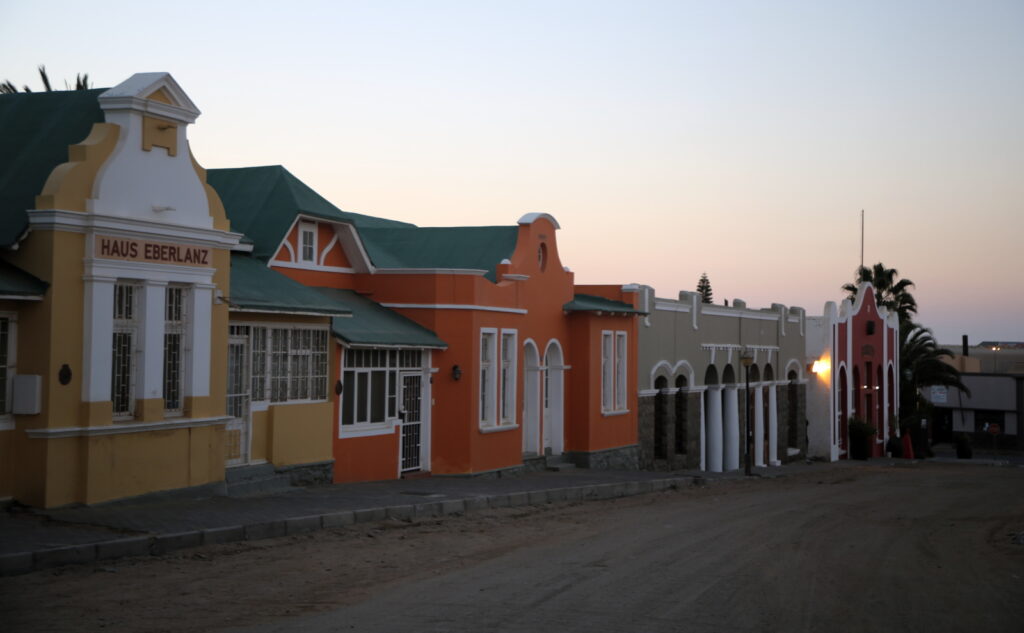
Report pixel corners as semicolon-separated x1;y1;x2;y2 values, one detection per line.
4;462;1023;632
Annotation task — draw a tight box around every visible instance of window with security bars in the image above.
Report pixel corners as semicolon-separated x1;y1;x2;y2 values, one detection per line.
341;348;423;427
250;327;267;402
479;331;496;426
270;328;289;402
248;326;328;404
112;283;139;417
0;316;13;415
500;331;516;425
163;286;187;413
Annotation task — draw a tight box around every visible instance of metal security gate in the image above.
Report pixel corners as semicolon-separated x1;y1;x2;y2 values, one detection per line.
225;330;251;467
400;374;423;472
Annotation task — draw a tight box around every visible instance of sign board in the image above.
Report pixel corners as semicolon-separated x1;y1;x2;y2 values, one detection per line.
930;385;948;404
95;235;211;267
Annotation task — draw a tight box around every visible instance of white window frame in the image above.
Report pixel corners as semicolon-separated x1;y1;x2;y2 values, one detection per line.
340;348;424;433
615;331;628;412
162;285;189;415
602;329;629;415
499;329;517;426
479;328;498;427
112;282;141;419
0;312;16;430
299;222;316;264
601;331;614;412
245;323;330;406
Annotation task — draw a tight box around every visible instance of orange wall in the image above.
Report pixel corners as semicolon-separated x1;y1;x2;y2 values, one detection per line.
268;215;641;480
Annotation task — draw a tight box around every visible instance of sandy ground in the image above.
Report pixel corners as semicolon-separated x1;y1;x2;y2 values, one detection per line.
3;462;1023;633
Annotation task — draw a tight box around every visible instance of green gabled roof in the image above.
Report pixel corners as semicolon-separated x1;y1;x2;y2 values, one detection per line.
0;89;106;247
208;165;413;260
564;294;645;315
313;287;446;349
0;259;49;298
359;226;519;282
229;254;352;316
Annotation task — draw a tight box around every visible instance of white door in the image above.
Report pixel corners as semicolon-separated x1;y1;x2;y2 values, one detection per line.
225;331;251;467
399;373;424;472
522;342;541;456
542;343;564;456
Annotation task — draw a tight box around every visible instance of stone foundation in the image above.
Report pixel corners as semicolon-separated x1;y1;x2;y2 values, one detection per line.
564;444;640;470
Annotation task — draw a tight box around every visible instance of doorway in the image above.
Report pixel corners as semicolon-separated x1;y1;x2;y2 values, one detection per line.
225;327;251;467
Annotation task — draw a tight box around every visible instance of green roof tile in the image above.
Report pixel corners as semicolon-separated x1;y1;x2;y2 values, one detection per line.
0;89;106;247
229;254;352;316
358;226;518;282
313;287;446;349
208;166;413;260
564;294;645;315
0;259;49;298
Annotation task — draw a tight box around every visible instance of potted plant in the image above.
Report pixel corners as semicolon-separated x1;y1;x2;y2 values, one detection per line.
955;432;973;459
848;416;876;460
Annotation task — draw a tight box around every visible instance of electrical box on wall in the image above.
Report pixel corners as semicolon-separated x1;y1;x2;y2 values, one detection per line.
12;375;42;415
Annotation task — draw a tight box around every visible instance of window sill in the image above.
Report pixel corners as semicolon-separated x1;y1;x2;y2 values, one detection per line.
601;409;630;418
265;398;330;407
479;423;519;434
339;422;398;439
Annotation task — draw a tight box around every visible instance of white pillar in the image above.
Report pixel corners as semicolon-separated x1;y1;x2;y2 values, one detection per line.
188;283;214;398
706;388;723;473
82;275;116;403
768;385;780;466
723;386;740;471
138;280;168;402
699;391;706;471
754;386;765;467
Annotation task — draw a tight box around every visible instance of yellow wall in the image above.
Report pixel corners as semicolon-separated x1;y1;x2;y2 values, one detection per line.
3;230;87;430
267;401;334;466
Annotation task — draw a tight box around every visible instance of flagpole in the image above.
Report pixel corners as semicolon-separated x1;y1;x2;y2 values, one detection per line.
860;209;864;271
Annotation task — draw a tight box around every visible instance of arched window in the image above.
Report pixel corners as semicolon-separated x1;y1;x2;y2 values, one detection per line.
674;375;688;454
787;370;799;449
654;376;668;460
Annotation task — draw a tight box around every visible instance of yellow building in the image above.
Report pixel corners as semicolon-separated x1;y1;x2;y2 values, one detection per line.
0;73;346;507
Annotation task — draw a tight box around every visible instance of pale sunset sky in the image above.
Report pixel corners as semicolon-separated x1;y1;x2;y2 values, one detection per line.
2;0;1021;343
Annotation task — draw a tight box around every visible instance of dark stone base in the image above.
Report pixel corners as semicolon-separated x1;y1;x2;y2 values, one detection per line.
277;460;334;487
564;444;640;470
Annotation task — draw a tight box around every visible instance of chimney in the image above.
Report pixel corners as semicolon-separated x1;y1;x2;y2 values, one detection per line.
962;335;969;357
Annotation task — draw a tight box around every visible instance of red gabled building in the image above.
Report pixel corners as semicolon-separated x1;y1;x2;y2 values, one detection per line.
806;282;900;460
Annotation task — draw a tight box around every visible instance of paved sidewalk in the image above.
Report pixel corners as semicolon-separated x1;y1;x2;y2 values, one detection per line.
0;458;851;576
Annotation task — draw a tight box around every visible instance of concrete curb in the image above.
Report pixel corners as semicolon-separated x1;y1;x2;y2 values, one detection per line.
2;475;695;576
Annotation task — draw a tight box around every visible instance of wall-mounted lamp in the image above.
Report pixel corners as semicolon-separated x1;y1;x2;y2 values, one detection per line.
451;365;462;381
334;379;343;395
810;359;830;374
58;364;72;386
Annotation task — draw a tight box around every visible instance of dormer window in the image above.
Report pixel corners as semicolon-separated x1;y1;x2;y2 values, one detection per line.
300;223;316;263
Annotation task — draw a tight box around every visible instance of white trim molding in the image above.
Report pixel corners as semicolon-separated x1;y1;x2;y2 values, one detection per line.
26;415;231;439
383;303;527;315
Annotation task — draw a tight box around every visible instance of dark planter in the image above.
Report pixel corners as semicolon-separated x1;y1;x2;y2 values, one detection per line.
955;434;973;459
849;420;876;461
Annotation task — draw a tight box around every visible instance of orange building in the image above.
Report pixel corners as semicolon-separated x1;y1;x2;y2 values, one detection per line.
210;166;644;482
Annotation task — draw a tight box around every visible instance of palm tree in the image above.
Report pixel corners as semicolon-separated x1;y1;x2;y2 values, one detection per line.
842;262;918;325
0;65;90;94
899;322;971;420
